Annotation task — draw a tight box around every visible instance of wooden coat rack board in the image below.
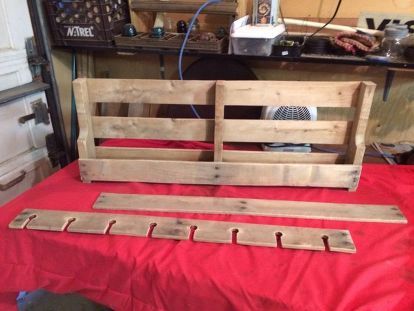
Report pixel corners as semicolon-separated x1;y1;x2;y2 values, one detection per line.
9;208;356;253
73;78;376;190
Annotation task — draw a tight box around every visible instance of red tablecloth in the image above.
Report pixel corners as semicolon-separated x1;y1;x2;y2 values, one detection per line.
0;140;413;310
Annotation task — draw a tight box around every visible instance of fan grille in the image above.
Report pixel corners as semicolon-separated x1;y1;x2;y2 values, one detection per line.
272;106;312;120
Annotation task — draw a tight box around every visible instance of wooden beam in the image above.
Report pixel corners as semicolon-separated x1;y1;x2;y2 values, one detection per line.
220;81;361;107
214;81;225;161
223;120;351;144
86;79;216;105
9;209;356;253
222;150;343;164
92;116;214;141
95;147;343;164
346;82;376;168
96;147;214;161
130;0;238;15
73;78;96;160
79;159;361;188
94;193;407;224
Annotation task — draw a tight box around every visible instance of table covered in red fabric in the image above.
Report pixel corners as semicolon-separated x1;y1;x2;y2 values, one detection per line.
0;140;413;310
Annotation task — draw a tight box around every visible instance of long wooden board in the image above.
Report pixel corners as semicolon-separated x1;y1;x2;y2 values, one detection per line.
92;116;214;141
94;193;407;224
219;81;361;107
9;209;356;253
86;79;215;105
95;147;214;161
222;120;351;144
95;147;343;164
79;159;361;188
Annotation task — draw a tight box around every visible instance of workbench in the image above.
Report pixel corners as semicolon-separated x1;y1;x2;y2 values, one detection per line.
0;139;413;310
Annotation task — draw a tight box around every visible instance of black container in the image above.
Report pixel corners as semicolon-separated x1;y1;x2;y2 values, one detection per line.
405;46;414;62
45;0;130;47
272;35;305;57
303;36;333;54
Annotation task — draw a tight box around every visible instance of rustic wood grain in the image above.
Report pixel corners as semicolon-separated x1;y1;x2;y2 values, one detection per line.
223;120;351;144
9;208;357;253
79;159;361;188
94;193;407;224
86;79;215;105
73;79;96;162
92;116;214;141
219;81;361;107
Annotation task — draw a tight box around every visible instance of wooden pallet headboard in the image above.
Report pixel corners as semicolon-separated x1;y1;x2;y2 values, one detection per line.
73;78;375;190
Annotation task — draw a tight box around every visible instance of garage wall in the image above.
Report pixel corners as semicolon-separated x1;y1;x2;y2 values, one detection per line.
54;0;414;145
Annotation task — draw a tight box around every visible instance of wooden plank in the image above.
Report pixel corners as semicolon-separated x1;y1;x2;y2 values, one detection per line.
346;82;376;167
220;81;361;107
0;81;49;105
95;147;343;164
92;116;214;141
214;81;225;161
94;193;407;224
9;209;356;253
79;159;361;188
222;120;351;144
223;150;343;164
86;79;215;105
96;147;214;161
73;78;96;161
130;0;237;15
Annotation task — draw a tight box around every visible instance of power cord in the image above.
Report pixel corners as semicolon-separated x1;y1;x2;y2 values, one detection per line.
279;4;288;35
308;0;342;38
178;0;222;118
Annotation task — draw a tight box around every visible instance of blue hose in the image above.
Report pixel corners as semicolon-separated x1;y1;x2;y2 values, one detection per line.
178;0;222;118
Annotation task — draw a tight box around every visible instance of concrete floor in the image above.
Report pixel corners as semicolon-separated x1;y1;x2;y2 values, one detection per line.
17;290;112;311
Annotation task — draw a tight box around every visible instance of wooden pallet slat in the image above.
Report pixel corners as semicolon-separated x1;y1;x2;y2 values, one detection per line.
222;150;343;164
222;120;351;144
92;116;215;141
346;82;376;165
214;81;225;161
9;209;356;253
96;147;214;161
79;159;360;188
73;79;96;160
94;193;407;224
219;81;361;107
86;79;216;105
95;147;343;164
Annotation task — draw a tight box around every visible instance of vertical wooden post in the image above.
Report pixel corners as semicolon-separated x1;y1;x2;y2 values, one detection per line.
73;78;96;161
214;81;225;162
346;81;376;190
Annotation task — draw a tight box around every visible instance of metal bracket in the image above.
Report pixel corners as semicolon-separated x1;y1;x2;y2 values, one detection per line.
18;99;50;125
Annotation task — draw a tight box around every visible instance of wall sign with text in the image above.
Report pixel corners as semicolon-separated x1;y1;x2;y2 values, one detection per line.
358;12;414;33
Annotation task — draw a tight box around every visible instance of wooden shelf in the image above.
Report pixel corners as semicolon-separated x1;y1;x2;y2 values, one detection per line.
0;81;50;106
56;44;414;69
130;0;238;15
